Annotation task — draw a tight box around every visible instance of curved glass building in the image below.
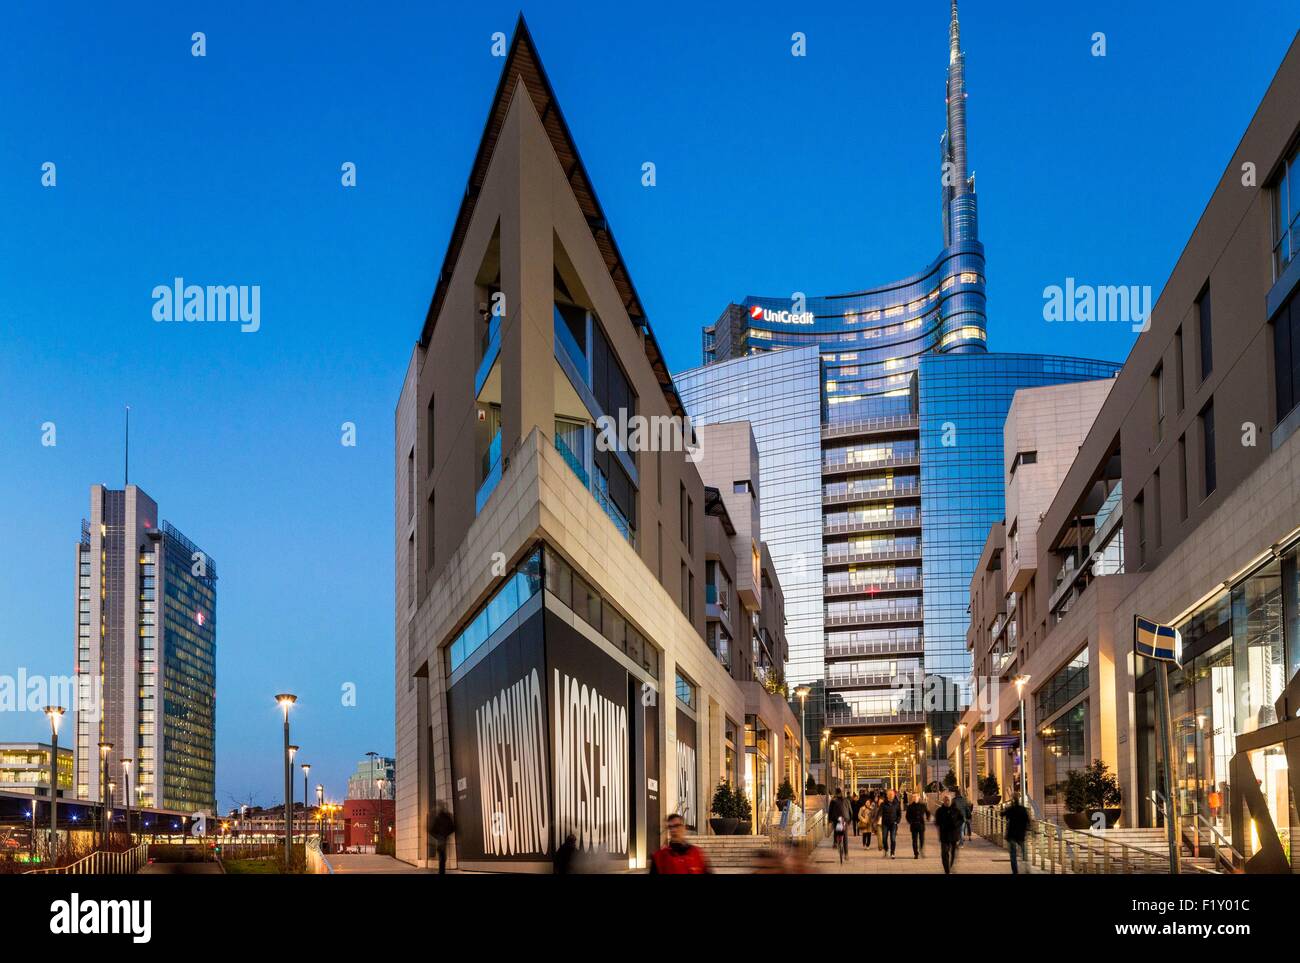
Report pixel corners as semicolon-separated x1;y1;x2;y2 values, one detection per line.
704;0;987;423
681;3;1122;786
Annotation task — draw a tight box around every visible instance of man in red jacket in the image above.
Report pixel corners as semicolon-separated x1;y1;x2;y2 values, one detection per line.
649;813;712;874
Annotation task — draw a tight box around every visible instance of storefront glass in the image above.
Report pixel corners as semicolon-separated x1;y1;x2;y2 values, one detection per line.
1040;702;1088;813
1245;743;1294;866
1232;559;1286;736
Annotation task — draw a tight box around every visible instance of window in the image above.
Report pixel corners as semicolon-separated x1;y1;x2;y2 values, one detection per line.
1174;327;1185;413
407;534;415;605
679;483;688;544
1150;470;1161;549
1271;139;1299;277
688;570;696;622
733;480;753;495
675;672;696;710
1200;400;1216;497
1154;364;1165;441
680;561;688;617
425;493;436;573
1197;286;1213;382
1177;434;1188;521
426;395;435;476
1272;288;1300;425
1134;490;1146;567
407;448;415;523
657;523;663;582
1009;450;1037;477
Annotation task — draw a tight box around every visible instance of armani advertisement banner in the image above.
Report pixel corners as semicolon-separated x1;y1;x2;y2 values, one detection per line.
446;606;641;864
675;708;697;830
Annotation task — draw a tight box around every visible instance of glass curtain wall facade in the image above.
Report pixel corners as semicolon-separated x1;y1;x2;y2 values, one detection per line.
1137;546;1300;859
918;353;1121;746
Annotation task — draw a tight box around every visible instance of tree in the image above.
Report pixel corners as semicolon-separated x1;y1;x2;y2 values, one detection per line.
733;787;753;824
1065;759;1122;813
980;773;1000;798
710;781;734;818
805;774;817;794
943;769;958;791
777;777;796;809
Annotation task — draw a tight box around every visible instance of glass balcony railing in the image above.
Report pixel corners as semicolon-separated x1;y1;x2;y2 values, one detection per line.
555;434;589;488
475;432;502;514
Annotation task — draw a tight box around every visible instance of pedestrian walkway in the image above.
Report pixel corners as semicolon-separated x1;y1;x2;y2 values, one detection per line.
326;852;436;874
812;831;1012;874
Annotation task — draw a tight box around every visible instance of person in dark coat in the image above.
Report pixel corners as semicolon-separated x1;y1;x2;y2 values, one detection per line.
877;789;902;859
905;792;929;859
1002;795;1031;874
935;794;964;874
428;802;455;875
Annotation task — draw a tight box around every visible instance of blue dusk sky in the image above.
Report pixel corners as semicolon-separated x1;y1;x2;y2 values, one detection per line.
0;2;1295;808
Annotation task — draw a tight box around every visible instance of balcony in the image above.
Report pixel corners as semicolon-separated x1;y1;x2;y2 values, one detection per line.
822;483;920;507
823;546;921;567
824;577;923;598
990;649;1016;677
825;670;908;689
821;414;919;440
824;635;924;658
824;710;925;727
475;432;503;514
822;514;921;536
821;453;919;476
823;607;923;628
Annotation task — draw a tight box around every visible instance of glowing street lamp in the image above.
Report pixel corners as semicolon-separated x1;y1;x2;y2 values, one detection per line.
794;685;811;824
42;706;65;858
1013;675;1032;804
98;741;114;846
275;693;297;864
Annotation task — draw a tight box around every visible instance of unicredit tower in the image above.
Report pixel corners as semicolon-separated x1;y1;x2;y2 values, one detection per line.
677;1;1120;787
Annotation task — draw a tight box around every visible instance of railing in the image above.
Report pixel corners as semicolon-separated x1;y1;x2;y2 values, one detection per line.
824;636;923;658
824;577;923;597
823;515;921;535
821;454;919;475
821;415;919;439
826;671;911;688
305;836;334;875
822;484;920;506
971;806;1220;874
824;547;921;566
824;608;923;627
824;710;924;726
25;842;150;875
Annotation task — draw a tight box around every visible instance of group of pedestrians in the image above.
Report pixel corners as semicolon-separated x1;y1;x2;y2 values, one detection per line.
826;785;977;873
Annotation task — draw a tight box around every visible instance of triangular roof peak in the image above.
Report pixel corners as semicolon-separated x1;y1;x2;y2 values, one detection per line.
420;16;684;416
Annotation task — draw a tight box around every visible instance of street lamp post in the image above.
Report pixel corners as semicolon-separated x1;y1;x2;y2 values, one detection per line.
121;758;133;846
288;745;299;843
956;723;967;797
794;685;810;827
43;706;64;861
275;694;297;866
97;741;113;848
1014;675;1031;805
301;764;311;842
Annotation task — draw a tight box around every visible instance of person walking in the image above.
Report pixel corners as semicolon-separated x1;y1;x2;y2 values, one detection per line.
428;802;455;875
857;793;876;849
1003;794;1031;874
953;788;972;845
878;788;901;859
829;789;852;863
905;790;928;859
650;813;712;873
935;793;963;874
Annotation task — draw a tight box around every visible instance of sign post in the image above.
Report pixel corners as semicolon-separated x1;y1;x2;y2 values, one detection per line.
1135;615;1182;875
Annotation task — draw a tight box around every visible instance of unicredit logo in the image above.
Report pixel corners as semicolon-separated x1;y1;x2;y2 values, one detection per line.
748;305;814;325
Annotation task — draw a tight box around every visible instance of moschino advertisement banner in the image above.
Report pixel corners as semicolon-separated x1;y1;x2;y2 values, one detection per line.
675;708;698;830
446;608;648;863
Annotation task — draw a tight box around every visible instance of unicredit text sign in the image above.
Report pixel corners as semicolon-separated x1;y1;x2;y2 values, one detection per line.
749;304;814;325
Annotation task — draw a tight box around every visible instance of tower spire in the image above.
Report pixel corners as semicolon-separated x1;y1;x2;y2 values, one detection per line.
942;0;977;245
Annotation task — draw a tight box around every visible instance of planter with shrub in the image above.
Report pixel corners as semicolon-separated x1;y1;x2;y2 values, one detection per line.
979;773;1001;806
1063;759;1123;829
709;781;739;836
